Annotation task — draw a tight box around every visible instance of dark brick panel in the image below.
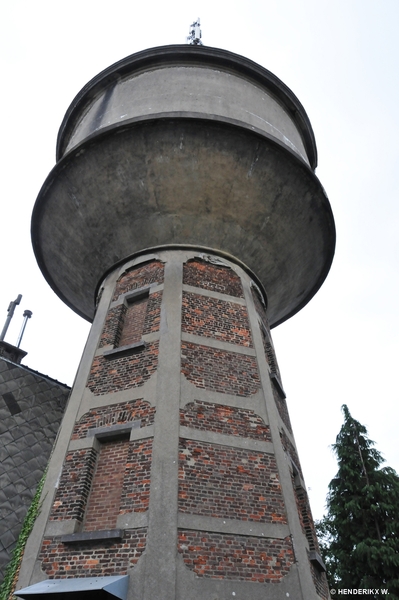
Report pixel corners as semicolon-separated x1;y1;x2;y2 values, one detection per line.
178;439;286;523
84;439;130;531
50;448;97;523
273;386;292;434
310;560;330;599
178;530;294;582
50;437;153;526
280;430;302;479
99;304;125;348
183;259;244;298
180;400;270;441
87;342;159;395
40;528;147;578
99;291;162;350
113;261;164;301
251;286;268;326
118;296;149;347
71;400;155;440
182;291;253;347
181;342;260;397
120;438;153;514
142;291;162;336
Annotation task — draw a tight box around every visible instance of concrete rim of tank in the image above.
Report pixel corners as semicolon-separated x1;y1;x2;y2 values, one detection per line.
56;44;318;170
31;117;335;326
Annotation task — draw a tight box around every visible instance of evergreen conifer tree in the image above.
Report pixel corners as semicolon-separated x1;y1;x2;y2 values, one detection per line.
316;405;399;598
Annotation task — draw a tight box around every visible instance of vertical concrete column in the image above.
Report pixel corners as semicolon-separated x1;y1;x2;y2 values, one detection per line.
143;251;183;600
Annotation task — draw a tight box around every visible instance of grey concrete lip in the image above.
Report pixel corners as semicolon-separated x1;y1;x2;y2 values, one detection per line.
15;576;129;599
56;44;317;169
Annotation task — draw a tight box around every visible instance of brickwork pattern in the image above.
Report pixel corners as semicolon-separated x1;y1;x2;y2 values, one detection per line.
40;528;147;578
180;401;271;442
273;386;292;434
310;560;330;599
113;261;164;301
178;439;286;523
142;291;162;336
182;291;253;347
280;430;321;555
295;485;320;553
87;341;159;395
50;449;97;523
99;292;162;350
264;338;281;381
120;438;153;513
178;530;294;582
181;342;260;397
280;430;303;478
99;304;125;348
183;259;244;298
84;439;130;531
118;296;149;347
251;285;267;320
50;438;152;530
71;400;155;440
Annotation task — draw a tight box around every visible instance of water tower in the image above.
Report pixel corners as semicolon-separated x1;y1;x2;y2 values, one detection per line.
15;43;334;600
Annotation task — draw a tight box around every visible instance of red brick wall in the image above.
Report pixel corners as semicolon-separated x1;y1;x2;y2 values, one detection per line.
50;438;153;529
87;341;159;395
99;304;125;348
50;449;97;523
142;291;162;335
178;439;286;523
183;259;244;298
280;430;303;479
182;291;253;347
51;400;154;529
71;400;155;440
99;291;162;349
280;430;321;557
40;529;147;578
113;260;164;300
181;342;260;397
178;531;294;582
272;386;293;434
310;561;330;599
120;438;153;513
84;439;130;531
118;296;149;347
180;401;271;441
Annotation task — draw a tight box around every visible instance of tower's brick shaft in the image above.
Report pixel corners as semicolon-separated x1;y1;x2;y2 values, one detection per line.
17;251;329;599
16;45;334;599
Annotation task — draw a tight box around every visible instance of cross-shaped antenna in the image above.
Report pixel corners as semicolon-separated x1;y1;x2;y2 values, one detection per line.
187;18;202;45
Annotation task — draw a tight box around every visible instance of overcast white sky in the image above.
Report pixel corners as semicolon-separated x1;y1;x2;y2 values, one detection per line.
1;0;398;521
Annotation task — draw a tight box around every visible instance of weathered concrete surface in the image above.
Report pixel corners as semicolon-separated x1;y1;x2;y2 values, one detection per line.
32;119;334;326
57;45;317;168
32;44;334;327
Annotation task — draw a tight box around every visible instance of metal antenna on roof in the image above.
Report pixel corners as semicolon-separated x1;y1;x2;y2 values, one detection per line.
187;18;202;45
0;294;22;342
16;310;33;348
